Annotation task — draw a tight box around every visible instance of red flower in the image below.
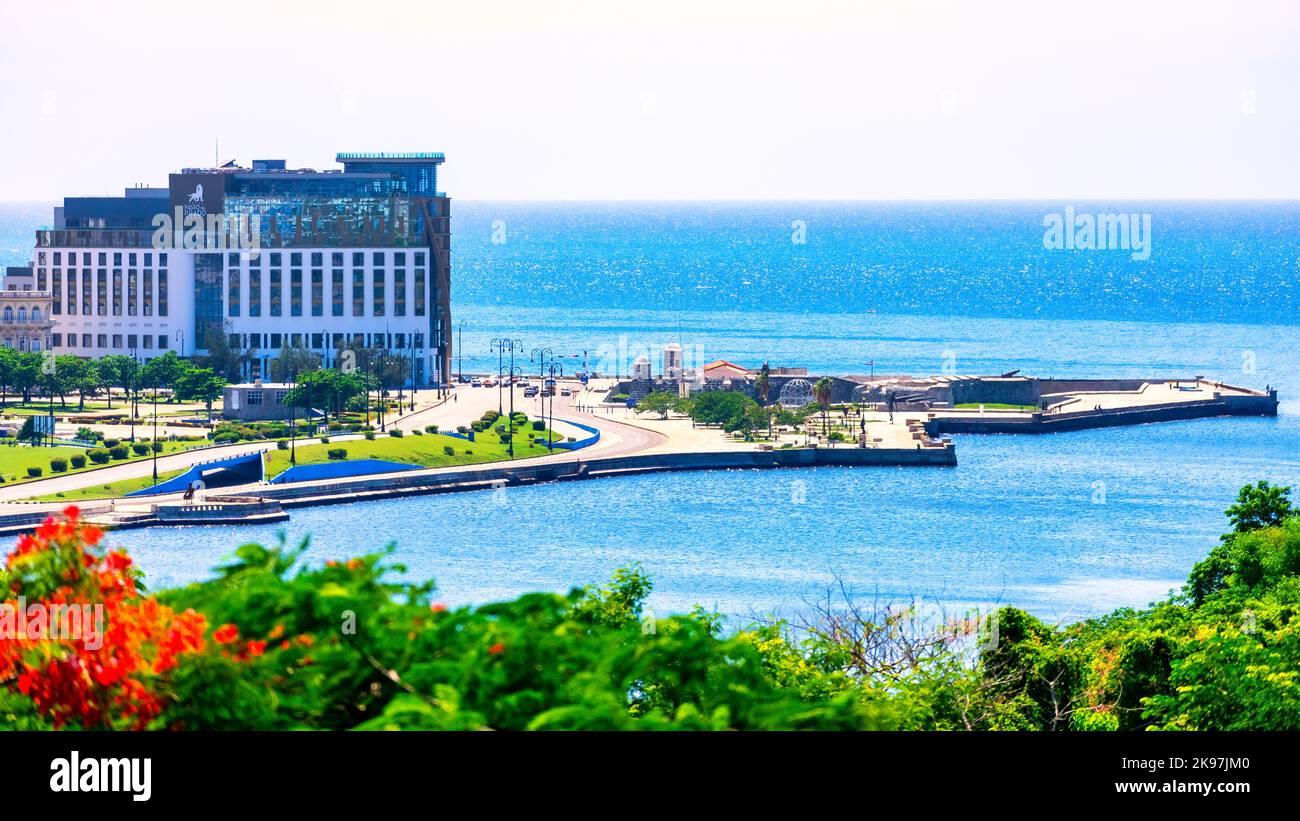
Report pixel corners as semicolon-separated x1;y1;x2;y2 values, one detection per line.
488;642;506;656
430;603;447;613
213;624;240;645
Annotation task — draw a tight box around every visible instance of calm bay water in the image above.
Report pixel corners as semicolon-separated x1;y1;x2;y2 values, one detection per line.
2;201;1298;621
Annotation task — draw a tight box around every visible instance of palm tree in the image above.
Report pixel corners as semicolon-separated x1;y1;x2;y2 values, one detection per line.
813;377;833;437
755;363;772;439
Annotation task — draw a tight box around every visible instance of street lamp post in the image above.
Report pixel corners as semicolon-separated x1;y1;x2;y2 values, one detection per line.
505;365;523;459
151;376;159;483
289;367;297;465
544;362;563;453
490;338;521;415
457;320;465;383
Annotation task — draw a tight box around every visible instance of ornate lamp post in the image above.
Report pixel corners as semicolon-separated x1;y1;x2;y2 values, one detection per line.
544;361;563;454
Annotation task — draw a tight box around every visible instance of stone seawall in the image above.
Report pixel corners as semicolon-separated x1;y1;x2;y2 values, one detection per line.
928;392;1278;435
239;445;957;509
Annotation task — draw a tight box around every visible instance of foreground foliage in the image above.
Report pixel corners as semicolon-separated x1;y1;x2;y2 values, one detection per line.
2;481;1299;730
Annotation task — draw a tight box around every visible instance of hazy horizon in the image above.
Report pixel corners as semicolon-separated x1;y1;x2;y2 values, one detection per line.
2;0;1297;201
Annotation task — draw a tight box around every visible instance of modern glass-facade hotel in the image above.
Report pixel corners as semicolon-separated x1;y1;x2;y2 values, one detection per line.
32;152;452;385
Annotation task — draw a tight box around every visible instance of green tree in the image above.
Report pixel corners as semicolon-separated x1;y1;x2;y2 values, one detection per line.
139;351;190;400
1225;480;1293;534
269;344;322;383
813;377;833;436
98;354;140;410
175;367;227;421
634;391;678;420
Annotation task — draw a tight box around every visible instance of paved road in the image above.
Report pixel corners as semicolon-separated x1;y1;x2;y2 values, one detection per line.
0;380;669;513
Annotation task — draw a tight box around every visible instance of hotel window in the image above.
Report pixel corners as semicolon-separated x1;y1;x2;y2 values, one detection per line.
414;268;425;316
97;334;107;348
311;333;323;349
112;269;122;315
82;253;90;266
249;333;262;349
37;267;46;290
246;390;263;406
143;335;152;350
228;267;241;317
270;333;282;348
158;270;168;316
82;334;92;348
127;269;137;316
249;268;261;316
396;333;406;349
394;268;406;316
291;268;302;316
274;390;288;403
143;270;153;316
52;271;62;315
96;269;106;315
52;333;62;347
127;334;138;350
65;270;76;315
129;253;136;267
158;335;168;350
311;269;323;317
290;333;302;347
352;268;364;315
415;333;424;349
331;269;344;316
372;265;385;316
270;268;282;316
112;334;122;348
113;253;121;266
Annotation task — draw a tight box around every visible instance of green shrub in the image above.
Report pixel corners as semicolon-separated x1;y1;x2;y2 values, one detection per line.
532;420;546;431
87;448;110;464
499;433;512;444
456;425;468;434
151;441;164;453
109;444;130;460
389;429;403;438
364;431;376;440
27;466;42;478
276;439;289;450
70;454;87;469
443;445;455;456
411;429;422;435
103;438;121;449
132;442;150;456
327;447;348;460
424;425;439;434
49;457;69;473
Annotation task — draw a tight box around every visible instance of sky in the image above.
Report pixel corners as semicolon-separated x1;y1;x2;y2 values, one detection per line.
0;0;1297;201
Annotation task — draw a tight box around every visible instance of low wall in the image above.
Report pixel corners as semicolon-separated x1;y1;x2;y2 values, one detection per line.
246;444;956;507
929;393;1278;435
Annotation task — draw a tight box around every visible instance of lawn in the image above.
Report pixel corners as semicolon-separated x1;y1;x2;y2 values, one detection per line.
0;440;207;486
263;424;565;479
953;403;1039;411
29;469;187;502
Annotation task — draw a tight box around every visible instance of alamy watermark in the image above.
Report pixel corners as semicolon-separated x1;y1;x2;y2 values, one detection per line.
1042;205;1152;261
0;597;105;650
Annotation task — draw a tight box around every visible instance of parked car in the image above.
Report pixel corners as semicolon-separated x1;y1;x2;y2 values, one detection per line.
524;385;539;397
560;387;572;397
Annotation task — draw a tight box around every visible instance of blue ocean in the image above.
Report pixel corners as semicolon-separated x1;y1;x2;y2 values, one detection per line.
3;201;1298;622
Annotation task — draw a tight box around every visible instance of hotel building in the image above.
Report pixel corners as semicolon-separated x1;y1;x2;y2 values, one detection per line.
31;152;452;384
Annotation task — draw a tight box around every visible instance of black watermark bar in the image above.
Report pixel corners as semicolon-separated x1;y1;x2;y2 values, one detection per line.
6;731;1286;809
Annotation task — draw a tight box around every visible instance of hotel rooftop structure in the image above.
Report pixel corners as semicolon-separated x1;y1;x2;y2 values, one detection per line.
29;152;452;385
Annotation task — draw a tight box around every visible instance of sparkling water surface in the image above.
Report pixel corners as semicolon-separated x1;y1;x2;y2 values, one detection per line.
2;201;1297;622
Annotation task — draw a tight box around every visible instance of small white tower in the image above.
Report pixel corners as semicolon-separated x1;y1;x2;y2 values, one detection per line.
631;354;651;381
662;343;683;379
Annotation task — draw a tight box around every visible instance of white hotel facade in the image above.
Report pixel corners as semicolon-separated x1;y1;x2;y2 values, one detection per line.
28;153;453;384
